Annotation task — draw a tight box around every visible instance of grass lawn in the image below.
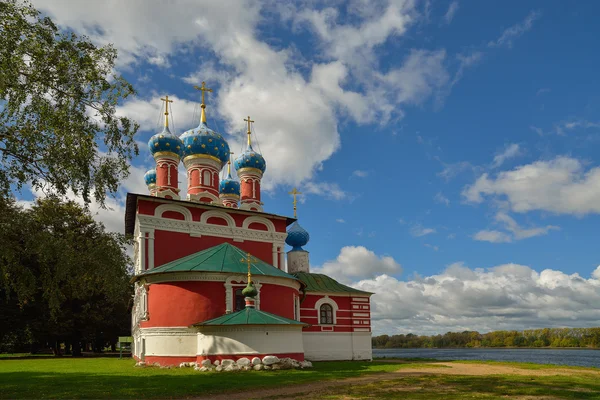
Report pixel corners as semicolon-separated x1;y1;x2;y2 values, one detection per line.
0;357;414;399
1;357;598;399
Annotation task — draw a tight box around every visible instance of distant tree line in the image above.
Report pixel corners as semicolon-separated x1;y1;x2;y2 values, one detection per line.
0;198;132;355
373;328;600;349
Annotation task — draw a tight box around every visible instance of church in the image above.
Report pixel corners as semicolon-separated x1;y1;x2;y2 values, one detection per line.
126;83;373;366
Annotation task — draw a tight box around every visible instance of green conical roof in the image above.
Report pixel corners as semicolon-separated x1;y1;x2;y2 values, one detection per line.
137;242;295;280
292;272;372;295
193;307;306;327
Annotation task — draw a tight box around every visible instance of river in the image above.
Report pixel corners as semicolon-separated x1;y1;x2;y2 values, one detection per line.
373;348;600;368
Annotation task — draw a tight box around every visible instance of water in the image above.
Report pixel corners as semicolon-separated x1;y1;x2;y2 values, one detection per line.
373;348;600;368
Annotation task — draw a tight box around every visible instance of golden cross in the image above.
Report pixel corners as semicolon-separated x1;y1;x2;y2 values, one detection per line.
160;95;173;127
193;81;213;106
288;187;302;218
240;252;258;283
244;115;254;146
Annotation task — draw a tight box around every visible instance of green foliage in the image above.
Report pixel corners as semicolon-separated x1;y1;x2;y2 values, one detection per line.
0;0;138;205
373;327;600;349
0;197;132;354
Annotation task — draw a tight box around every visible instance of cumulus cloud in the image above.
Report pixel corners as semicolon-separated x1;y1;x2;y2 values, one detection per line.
488;10;541;48
352;170;369;178
434;192;450;206
463;157;600;216
353;262;600;335
312;246;402;283
32;0;459;191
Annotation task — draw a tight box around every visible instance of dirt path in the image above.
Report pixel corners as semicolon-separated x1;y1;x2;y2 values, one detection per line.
197;362;600;400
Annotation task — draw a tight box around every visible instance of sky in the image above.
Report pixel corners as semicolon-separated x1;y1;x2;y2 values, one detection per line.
27;0;600;336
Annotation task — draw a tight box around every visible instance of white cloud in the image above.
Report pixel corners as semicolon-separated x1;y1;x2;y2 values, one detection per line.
463;157;600;216
442;1;459;25
488;10;541;48
492;143;522;168
434;192;450;206
352;170;369;178
33;0;458;191
410;224;436;237
353;262;600;335
313;246;402;283
336;218;346;223
473;230;512;243
424;243;439;251
451;51;483;87
302;181;348;201
536;88;550;96
437;160;476;181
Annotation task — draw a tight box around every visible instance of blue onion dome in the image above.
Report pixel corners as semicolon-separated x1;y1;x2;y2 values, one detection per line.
180;122;230;167
234;144;266;173
148;125;183;159
286;221;310;250
219;171;240;197
144;169;156;186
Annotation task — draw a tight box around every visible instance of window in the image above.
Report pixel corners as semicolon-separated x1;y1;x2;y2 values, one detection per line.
203;170;212;186
320;304;333;324
234;288;245;311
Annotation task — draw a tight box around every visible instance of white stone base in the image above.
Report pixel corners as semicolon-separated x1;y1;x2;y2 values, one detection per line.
198;326;304;357
303;331;372;361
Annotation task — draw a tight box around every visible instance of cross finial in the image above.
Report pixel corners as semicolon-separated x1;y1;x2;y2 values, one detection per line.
193;82;213;123
244;115;255;146
240;252;259;283
160;95;173;128
288;187;302;218
227;152;234;175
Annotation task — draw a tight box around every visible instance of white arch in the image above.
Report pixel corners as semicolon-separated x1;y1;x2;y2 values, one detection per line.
200;210;236;227
154;204;192;221
315;296;339;325
242;216;275;232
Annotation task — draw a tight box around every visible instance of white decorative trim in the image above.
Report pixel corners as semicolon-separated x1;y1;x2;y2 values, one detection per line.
154;204;193;221
200;210;236;227
239;201;263;212
137;214;288;244
352;297;369;302
187;191;220;204
142;271;300;291
139;327;197;336
241;216;275;232
156;189;181;200
315;296;339;325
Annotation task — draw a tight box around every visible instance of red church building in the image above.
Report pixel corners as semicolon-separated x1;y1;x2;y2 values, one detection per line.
127;86;373;366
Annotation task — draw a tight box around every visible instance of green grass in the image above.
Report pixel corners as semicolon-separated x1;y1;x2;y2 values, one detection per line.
309;374;600;399
0;358;404;399
453;359;600;371
1;357;598;399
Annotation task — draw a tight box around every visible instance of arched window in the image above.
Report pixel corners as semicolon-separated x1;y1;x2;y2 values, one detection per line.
234;288;245;311
320;304;333;324
202;170;212;186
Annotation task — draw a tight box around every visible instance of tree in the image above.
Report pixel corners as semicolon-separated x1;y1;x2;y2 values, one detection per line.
0;0;138;206
0;197;132;354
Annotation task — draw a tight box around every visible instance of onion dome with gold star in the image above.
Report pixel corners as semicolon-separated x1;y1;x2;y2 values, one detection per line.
179;82;230;167
144;168;157;187
148;96;183;159
234;116;266;174
219;155;240;197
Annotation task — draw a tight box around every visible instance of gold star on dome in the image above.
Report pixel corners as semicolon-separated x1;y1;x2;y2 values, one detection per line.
176;145;180;150
154;143;159;147
221;144;224;147
214;147;218;151
201;144;206;148
208;139;212;143
187;145;191;149
165;143;170;147
159;134;164;139
193;137;198;142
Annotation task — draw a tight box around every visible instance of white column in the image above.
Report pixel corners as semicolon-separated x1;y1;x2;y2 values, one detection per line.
147;230;155;270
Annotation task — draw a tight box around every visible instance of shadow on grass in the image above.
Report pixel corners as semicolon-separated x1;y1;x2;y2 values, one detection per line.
0;361;395;400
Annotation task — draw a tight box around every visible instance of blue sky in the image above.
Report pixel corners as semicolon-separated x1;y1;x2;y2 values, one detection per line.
30;0;600;334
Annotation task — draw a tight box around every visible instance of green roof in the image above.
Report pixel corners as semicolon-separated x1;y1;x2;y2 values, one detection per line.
292;272;373;295
193;307;306;327
138;243;295;280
